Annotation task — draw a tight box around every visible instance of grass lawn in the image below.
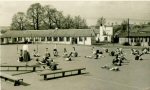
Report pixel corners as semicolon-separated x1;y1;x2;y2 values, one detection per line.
1;43;150;90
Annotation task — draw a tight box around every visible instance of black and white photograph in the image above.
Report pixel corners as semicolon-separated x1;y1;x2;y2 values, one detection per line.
0;0;150;90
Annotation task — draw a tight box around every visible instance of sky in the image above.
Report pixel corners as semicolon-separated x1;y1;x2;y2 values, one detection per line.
0;0;150;26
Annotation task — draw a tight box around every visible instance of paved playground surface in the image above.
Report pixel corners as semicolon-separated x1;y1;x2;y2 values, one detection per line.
1;44;150;90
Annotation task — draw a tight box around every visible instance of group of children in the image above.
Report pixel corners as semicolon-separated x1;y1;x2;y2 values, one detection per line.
85;47;105;59
102;48;127;71
111;48;127;66
18;44;149;72
131;47;150;60
62;47;78;61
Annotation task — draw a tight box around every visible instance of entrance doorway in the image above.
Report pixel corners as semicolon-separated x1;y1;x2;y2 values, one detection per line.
72;37;77;44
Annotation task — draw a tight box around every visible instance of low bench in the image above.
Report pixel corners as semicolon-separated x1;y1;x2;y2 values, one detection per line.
40;68;86;80
0;73;23;86
0;65;40;72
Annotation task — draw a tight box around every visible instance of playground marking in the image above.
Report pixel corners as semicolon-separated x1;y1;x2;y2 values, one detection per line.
86;76;142;90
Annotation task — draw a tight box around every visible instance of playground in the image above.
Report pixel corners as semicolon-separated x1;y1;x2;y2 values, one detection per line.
1;44;150;90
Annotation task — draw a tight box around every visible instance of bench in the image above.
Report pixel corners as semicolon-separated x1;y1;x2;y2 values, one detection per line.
0;73;23;86
40;68;86;80
0;65;40;72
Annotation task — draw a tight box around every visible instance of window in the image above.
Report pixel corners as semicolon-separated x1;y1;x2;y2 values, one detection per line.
8;37;11;42
59;37;64;41
84;37;87;41
41;37;45;41
1;38;4;43
30;38;33;41
134;38;136;42
79;37;83;42
66;37;70;42
35;37;39;41
137;38;140;42
145;38;147;42
141;38;143;42
104;37;108;41
13;38;17;42
47;37;52;41
131;38;133;42
18;37;22;41
53;37;58;41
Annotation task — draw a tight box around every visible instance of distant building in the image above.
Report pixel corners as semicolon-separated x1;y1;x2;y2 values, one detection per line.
119;26;150;46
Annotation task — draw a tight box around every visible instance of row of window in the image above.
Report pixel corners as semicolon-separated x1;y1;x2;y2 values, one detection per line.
130;37;150;43
12;37;87;42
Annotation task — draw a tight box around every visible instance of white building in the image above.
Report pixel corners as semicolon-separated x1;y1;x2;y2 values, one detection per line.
95;26;113;42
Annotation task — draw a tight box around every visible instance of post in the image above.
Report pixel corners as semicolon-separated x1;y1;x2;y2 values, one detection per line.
127;18;130;44
62;72;65;77
78;70;81;74
16;66;19;71
33;67;36;72
44;75;47;80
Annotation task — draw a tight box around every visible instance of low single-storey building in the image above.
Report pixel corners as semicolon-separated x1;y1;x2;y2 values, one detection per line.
119;26;150;46
0;29;96;45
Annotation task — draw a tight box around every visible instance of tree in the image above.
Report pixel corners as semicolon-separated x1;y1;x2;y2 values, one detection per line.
27;3;44;30
147;22;150;25
51;11;65;29
10;3;88;30
11;12;27;30
73;15;88;29
121;20;128;32
96;17;106;26
63;15;74;29
42;5;57;29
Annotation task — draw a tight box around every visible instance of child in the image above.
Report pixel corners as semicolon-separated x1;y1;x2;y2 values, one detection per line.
45;48;50;59
62;48;68;58
72;47;78;57
65;52;72;61
18;49;23;62
135;53;143;60
33;49;40;57
53;44;58;57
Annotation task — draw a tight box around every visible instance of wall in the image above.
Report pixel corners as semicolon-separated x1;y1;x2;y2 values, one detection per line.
99;26;113;42
119;38;127;44
85;37;92;45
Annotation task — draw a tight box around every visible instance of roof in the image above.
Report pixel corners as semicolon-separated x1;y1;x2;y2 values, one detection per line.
93;29;99;34
1;29;96;38
119;31;150;37
141;26;150;32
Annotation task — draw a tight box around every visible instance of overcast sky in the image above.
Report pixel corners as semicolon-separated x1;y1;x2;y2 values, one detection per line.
0;1;150;26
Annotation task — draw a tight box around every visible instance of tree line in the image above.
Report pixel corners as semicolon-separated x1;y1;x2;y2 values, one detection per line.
11;3;88;30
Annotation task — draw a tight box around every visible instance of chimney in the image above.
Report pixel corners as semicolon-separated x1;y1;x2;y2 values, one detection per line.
99;25;104;36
